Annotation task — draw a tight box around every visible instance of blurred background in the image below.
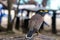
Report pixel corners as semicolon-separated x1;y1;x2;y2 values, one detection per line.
0;0;60;40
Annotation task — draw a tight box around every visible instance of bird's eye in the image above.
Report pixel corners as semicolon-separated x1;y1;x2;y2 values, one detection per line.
44;10;48;12
40;10;43;12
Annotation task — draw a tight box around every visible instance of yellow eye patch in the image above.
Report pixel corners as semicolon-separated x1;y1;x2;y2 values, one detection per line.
39;10;48;12
40;10;43;12
44;10;48;12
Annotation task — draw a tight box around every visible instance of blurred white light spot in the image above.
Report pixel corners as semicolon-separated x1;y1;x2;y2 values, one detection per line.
56;10;60;13
4;10;8;14
1;10;5;14
23;11;27;17
13;4;17;8
0;4;3;9
11;10;15;19
49;11;53;17
17;12;22;17
49;11;53;14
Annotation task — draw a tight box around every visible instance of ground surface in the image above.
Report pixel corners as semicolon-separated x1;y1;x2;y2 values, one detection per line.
0;32;56;40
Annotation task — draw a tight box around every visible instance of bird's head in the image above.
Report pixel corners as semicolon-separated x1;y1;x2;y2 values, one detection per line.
36;10;49;17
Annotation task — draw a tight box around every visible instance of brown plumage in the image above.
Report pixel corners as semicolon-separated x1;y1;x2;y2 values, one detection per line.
28;14;43;32
26;14;44;38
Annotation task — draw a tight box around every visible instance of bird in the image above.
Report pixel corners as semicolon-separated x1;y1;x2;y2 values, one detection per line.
26;14;44;39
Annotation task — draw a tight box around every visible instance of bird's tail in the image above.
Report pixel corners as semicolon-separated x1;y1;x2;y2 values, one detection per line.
26;29;36;38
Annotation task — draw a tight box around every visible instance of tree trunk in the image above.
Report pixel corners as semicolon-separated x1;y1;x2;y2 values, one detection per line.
7;0;12;31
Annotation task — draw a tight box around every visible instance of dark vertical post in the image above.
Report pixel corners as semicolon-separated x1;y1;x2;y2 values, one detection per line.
52;10;57;34
23;11;30;33
15;17;20;30
15;0;20;30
